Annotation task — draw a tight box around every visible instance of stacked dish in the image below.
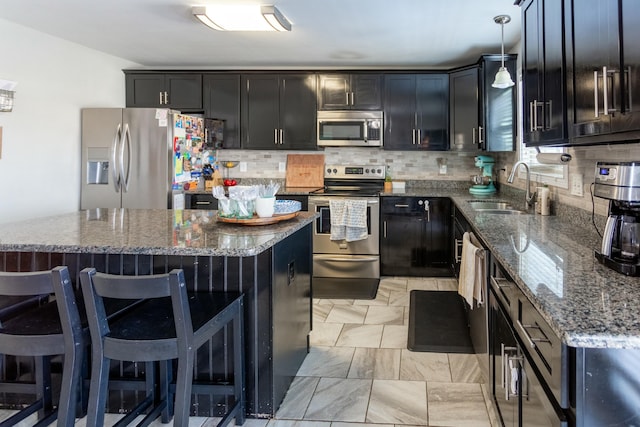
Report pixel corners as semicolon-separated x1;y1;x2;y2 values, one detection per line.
274;200;302;215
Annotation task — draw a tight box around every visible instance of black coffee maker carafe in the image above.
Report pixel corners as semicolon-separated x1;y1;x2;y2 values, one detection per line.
594;161;640;276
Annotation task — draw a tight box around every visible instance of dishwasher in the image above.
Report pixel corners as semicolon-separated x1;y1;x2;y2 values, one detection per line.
489;258;569;427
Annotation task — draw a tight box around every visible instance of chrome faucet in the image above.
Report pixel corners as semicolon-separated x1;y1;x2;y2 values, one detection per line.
507;161;537;208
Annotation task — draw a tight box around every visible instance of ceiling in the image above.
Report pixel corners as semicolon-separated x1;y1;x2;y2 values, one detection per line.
0;0;522;69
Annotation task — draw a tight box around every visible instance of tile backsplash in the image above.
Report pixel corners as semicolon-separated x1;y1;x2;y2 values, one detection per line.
217;142;640;218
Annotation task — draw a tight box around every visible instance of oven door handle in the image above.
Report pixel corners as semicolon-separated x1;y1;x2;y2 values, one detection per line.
310;198;379;205
317;256;380;262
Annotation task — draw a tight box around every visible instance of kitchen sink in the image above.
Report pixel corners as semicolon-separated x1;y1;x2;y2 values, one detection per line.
468;201;529;214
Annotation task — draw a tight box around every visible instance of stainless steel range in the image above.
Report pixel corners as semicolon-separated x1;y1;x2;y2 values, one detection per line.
308;164;385;299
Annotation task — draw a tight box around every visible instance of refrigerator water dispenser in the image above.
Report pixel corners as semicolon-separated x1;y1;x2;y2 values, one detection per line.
87;161;109;185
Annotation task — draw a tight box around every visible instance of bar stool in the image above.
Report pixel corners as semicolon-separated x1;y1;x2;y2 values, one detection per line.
0;266;84;427
80;267;245;427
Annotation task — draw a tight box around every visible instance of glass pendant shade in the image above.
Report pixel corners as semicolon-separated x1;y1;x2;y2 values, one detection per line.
492;15;515;89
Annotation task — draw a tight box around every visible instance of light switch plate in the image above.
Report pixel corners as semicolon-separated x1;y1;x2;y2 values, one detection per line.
571;173;584;196
240;161;247;172
279;162;286;172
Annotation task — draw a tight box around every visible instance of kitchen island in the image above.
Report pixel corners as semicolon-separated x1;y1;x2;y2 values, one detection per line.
0;208;315;418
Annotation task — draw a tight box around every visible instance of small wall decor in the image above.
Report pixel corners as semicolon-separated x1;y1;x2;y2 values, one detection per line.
0;80;17;112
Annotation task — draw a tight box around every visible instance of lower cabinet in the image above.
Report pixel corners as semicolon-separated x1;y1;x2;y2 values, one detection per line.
380;197;451;276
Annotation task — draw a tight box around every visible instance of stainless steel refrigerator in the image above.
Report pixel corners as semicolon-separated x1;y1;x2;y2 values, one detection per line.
80;108;204;209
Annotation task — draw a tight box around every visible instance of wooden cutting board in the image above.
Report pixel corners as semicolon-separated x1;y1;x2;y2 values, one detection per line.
285;154;325;188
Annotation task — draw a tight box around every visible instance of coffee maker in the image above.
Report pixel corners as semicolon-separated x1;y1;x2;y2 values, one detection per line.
594;161;640;276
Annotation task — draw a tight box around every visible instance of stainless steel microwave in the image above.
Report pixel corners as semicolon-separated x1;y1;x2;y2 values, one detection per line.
317;110;383;147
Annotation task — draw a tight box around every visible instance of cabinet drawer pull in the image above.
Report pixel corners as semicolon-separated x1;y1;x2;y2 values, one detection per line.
195;201;211;205
394;204;410;208
454;238;463;262
516;320;551;349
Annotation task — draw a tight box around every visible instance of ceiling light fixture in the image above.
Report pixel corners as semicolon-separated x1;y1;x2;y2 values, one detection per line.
192;5;291;32
492;15;515;89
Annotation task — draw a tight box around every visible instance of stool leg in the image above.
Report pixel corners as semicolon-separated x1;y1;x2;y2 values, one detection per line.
57;343;83;426
173;350;194;427
234;304;246;425
34;355;53;420
159;360;172;423
85;354;110;427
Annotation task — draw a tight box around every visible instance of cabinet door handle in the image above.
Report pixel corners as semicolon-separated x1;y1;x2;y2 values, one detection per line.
478;126;484;148
164;91;169;105
603;66;610;115
412;129;416;145
274;129;278;145
472;127;476;144
279;128;284;145
345;92;350;105
625;66;632;113
594;71;600;118
424;200;430;222
546;100;552;130
350;92;355;106
417;129;422;145
383;220;387;238
159;92;164;105
529;101;534;133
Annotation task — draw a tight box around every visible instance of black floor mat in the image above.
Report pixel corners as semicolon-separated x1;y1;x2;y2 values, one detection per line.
313;277;379;300
408;290;474;353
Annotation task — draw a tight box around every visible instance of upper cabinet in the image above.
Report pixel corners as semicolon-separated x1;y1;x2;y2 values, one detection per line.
124;73;202;111
384;74;449;151
203;74;241;149
521;0;568;146
317;74;382;110
241;74;317;150
519;0;640;145
449;55;517;152
567;0;640;142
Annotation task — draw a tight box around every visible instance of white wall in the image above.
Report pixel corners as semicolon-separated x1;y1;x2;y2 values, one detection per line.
0;19;139;225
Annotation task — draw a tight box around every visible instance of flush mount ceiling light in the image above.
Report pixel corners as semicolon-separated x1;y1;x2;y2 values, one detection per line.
492;14;515;89
192;5;291;31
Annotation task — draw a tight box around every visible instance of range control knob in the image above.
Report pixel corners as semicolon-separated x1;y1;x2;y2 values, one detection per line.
326;168;332;174
377;168;382;174
365;168;370;173
418;200;424;205
332;168;338;174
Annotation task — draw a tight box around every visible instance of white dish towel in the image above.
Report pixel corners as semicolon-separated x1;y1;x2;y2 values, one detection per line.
329;199;368;242
458;231;485;308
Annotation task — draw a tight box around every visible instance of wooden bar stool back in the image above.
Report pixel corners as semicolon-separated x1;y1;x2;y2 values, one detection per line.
80;267;245;427
0;266;84;427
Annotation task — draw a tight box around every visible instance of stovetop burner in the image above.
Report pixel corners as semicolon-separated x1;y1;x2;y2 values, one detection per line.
314;164;386;197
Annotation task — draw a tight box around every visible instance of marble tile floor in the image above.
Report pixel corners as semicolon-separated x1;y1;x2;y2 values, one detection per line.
0;277;494;427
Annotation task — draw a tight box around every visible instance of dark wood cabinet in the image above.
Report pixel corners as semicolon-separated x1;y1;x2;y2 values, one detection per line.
242;74;317;150
449;67;480;152
479;55;517;151
203;74;241;149
449;56;517;152
568;0;640;142
317;74;382;110
520;0;568;146
384;74;449;151
125;73;202;110
380;197;451;276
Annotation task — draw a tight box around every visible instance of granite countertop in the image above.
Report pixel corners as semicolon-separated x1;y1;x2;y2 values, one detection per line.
392;185;640;349
2;182;638;349
0;209;316;257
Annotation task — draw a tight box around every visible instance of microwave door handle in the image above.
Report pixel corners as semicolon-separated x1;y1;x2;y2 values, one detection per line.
112;123;122;192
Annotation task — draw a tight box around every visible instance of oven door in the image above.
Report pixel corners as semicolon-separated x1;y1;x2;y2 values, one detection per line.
308;196;379;255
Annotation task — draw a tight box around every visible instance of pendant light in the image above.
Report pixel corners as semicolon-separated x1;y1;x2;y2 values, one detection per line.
492;15;515;89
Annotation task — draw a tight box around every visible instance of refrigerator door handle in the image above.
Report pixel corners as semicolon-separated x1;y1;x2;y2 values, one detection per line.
112;123;122;192
120;123;132;192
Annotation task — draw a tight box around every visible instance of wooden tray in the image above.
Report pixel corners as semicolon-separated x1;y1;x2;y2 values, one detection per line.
217;211;299;226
